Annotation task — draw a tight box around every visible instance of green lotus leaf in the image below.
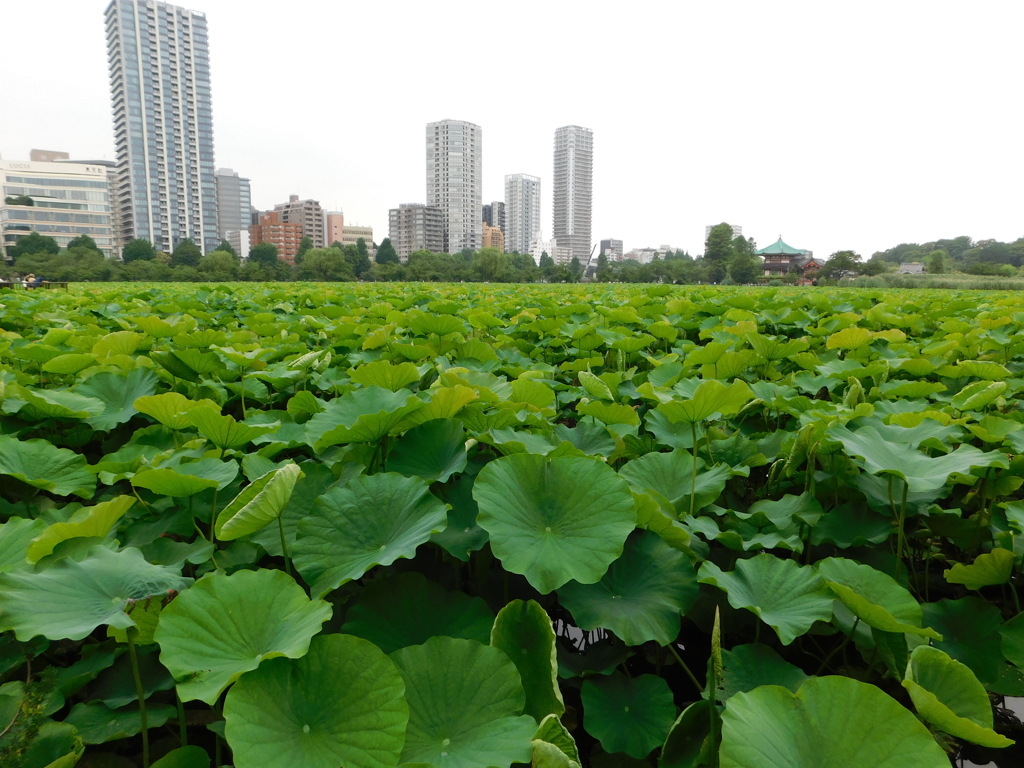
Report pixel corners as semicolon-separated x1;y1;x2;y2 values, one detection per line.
409;312;468;336
390;636;536;768
215;463;302;541
342;571;494;654
581;671;676;759
286;389;325;422
490;599;565;722
1001;612;1024;669
156;569;331;704
0;436;96;498
558;530;698;646
387;418;468;483
134;392;221;431
294;472;448;597
223;633;407;768
17;719;84;767
660;699;715;768
398;385;479;430
42;353;98;375
174;457;240;490
432;469;490;561
131;467;219;497
74;368;159;431
92;329;142;358
720;643;809;699
579;371;614;400
14;386;105;420
655;379;753;425
952;380;1007;411
509;378;556;409
720;676;949;768
473;454;636;594
619;449;738;516
187;408;280;450
532;739;581;768
825;326;874;350
741;492;824;528
534;713;580;763
0;517;47;573
830;424;1008;493
817;557;939;639
923;597;1004;685
65;701;175;744
350;360;422;391
810;505;892;548
27;495;135;563
151;746;211;768
304;386;425;451
249;461;336;557
902;645;1012;748
698;554;833;645
0;546;189;641
944;548;1014;590
108;598;163;644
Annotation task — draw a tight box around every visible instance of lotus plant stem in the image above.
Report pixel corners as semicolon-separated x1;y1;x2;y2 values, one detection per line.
1011;579;1022;615
816;617;859;676
278;515;292;577
690;423;699;517
668;644;703;693
126;629;150;768
176;691;187;746
895;481;909;583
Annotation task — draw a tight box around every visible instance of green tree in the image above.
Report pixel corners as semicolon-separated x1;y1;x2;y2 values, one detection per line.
819;250;862;279
171;238;202;267
297;247;354;281
66;235;98;251
122;238;156;263
704;223;736;282
248;242;279;267
355;238;372;276
568;257;584;283
473;248;505;281
217;239;238;258
926;249;948;274
8;232;60;260
729;253;761;283
376;238;400;265
538;252;554;269
295;236;314;265
858;259;889;276
198;250;240;281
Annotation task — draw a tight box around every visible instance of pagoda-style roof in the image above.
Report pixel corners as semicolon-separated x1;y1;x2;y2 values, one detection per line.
756;237;805;256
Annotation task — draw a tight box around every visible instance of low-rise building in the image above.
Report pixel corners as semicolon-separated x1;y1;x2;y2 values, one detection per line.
600;239;623;260
274;195;324;248
325;212;344;246
482;222;505;252
757;236;817;278
250;211;302;264
342;225;374;252
1;155;119;259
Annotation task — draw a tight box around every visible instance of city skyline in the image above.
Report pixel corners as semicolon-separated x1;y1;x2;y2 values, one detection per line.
1;1;1021;260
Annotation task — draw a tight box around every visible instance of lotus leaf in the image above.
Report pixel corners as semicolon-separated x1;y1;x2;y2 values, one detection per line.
581;671;676;759
0;435;96;498
390;637;536;768
74;368;159;431
224;633;408;768
923;597;1004;685
490;599;565;722
304;386;425;451
156;568;331;704
27;495;135;563
342;571;494;653
215;462;302;540
133;392;220;430
944;547;1015;590
387;418;468;482
294;472;448;596
473;454;636;593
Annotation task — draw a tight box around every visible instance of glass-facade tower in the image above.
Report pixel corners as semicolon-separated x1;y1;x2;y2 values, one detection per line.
552;125;593;265
426;120;482;254
105;0;218;254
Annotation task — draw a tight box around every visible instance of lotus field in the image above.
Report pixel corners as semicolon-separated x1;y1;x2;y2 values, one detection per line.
4;282;1024;768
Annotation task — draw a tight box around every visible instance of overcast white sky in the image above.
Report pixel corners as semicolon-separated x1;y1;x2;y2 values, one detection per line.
1;1;1021;258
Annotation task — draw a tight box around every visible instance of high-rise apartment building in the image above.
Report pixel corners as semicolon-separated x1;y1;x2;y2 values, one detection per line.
426;120;482;253
105;0;218;254
274;195;324;248
504;174;540;255
389;204;442;262
249;211;301;263
482;201;505;233
215;168;250;256
600;239;623;260
552;125;593;265
325;212;344;246
1;157;119;258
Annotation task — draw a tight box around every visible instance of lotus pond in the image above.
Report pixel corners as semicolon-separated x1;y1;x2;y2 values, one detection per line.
2;282;1024;768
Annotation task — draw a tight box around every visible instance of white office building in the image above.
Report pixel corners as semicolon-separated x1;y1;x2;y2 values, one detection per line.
552;125;593;265
504;174;540;256
105;0;218;253
426;119;482;253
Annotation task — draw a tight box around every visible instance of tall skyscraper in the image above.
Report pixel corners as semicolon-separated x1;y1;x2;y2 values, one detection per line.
504;174;540;255
389;203;443;261
552;125;593;264
426;120;482;253
105;0;218;254
482;201;505;233
215;168;251;255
